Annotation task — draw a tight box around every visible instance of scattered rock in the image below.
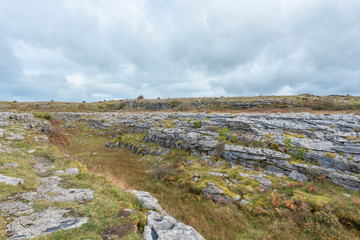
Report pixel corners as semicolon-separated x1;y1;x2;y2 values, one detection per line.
5;132;25;141
0;174;24;185
239;172;272;188
288;170;308;182
131;190;162;211
201;182;224;195
23;176;94;202
54;168;79;175
0;163;20;169
143;211;205;240
206;172;229;178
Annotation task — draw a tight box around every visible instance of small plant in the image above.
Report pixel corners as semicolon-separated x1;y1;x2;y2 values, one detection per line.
315;211;340;227
194;120;201;128
353;198;360;207
43;113;51;120
307;182;318;192
284;138;293;152
295;148;306;160
218;127;230;140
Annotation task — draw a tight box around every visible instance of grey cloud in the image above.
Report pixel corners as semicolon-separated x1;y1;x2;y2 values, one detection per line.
0;0;359;101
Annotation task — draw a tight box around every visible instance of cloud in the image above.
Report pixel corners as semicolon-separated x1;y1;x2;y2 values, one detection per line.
0;0;359;101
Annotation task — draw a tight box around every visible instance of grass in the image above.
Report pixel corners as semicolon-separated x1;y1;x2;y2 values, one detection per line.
0;128;144;240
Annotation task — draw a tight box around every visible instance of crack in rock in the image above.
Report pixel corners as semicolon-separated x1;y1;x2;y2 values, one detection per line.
0;202;34;217
22;176;93;202
7;207;88;240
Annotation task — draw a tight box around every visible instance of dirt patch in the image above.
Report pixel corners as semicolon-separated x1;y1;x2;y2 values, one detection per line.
117;209;132;218
101;222;136;240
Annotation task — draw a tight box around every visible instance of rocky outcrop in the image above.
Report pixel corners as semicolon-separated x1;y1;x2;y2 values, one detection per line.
128;190;205;240
144;211;205;240
53;112;360;192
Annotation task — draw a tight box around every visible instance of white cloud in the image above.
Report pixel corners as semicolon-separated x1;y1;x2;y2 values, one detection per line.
0;0;359;101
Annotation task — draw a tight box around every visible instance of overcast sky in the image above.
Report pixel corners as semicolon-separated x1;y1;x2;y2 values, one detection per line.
0;0;359;102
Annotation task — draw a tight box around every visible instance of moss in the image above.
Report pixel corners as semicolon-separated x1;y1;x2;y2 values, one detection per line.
323;152;337;158
347;135;358;141
293;191;332;211
194;120;201;128
283;133;307;139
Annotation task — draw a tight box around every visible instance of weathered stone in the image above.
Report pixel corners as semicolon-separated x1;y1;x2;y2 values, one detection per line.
54;168;79;175
144;211;205;240
239;172;272;188
131;190;162;211
0;163;20;169
0;174;24;185
23;176;94;202
0;201;34;217
288;170;308;182
201;182;224;195
7;207;88;240
206;172;229;178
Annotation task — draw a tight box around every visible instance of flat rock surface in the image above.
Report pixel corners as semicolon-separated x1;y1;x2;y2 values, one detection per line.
0;174;24;186
7;207;88;240
0;151;93;239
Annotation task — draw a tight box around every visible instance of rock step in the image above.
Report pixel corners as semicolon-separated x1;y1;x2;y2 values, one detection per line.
129;190;206;240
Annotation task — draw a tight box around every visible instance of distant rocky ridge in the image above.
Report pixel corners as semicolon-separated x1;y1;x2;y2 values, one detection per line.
113;97;297;111
54;112;360;192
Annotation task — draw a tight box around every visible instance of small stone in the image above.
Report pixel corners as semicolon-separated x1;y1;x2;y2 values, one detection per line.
288;170;308;182
201;182;224;195
54;168;79;175
239;199;250;205
343;193;352;197
233;196;241;202
0;163;20;169
216;161;224;167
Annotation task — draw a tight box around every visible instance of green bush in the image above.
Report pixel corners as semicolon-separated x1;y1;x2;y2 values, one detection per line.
43;113;51;120
194;120;201;128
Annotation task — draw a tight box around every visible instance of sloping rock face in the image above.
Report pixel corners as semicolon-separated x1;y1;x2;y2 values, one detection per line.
128;190;205;240
55;112;360;191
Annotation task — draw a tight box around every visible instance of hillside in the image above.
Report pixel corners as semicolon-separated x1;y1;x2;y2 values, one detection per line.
0;96;360;240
